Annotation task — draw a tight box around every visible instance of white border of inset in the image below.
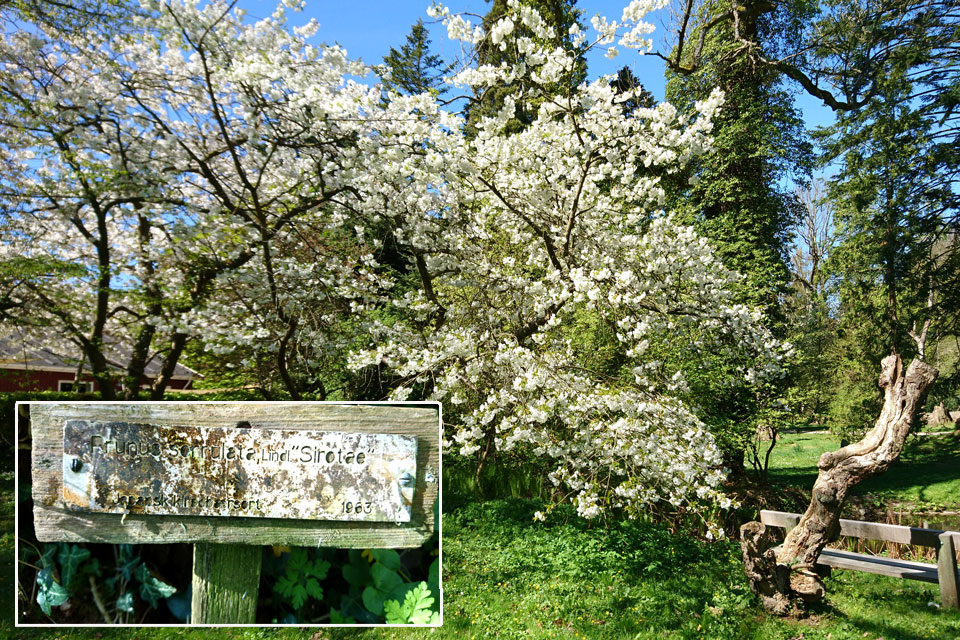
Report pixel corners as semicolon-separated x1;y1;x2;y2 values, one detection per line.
14;400;443;629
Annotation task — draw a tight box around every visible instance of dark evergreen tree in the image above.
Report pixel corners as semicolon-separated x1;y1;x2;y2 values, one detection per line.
665;0;812;322
661;0;813;474
609;66;655;116
380;19;448;97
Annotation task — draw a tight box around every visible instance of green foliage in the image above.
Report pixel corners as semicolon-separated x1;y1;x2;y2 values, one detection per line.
466;0;586;135
35;544;81;616
352;549;440;624
56;543;91;591
24;541;176;622
665;0;811;322
35;566;69;616
115;592;134;614
661;0;812;473
135;563;176;609
341;549;372;588
384;582;439;624
380;19;448;97
813;0;960;370
273;548;330;610
825;367;881;442
263;544;439;625
361;561;406;616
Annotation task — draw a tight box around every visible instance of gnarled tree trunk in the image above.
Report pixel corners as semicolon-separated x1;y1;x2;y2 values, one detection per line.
741;353;938;615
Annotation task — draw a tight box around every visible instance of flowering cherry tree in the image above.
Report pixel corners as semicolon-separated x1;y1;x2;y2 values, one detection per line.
1;0;788;525
0;0;382;397
348;0;790;527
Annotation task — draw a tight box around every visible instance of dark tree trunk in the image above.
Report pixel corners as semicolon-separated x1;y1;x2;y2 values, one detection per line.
740;354;938;614
149;333;189;400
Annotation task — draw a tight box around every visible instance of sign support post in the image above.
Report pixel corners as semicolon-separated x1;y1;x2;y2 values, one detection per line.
191;543;262;624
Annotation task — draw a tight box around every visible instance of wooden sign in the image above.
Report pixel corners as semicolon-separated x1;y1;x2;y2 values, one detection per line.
61;420;418;522
31;403;440;548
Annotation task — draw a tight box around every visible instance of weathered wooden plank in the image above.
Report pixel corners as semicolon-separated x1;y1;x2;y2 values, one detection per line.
771;543;939;583
816;548;939;583
834;518;945;548
761;510;800;530
31;403;439;547
938;532;959;609
191;543;261;623
761;510;947;548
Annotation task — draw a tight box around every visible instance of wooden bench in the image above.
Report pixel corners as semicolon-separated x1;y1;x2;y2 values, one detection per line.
760;509;959;609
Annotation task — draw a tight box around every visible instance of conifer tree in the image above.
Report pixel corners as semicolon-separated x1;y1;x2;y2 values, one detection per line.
661;0;812;474
380;19;448;97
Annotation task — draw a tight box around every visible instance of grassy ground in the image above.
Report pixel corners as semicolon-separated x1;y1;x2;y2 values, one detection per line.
767;430;960;511
7;431;960;638
7;498;960;639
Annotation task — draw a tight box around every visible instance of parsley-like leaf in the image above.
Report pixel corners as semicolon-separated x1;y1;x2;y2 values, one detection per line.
384;582;438;625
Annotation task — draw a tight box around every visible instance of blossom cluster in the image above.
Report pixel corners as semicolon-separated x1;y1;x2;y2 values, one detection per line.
348;2;788;520
0;0;789;519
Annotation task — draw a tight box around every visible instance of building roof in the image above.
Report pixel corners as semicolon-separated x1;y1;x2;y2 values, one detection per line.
0;332;198;380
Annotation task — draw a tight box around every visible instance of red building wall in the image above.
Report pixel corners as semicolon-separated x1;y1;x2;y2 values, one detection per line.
0;369;192;393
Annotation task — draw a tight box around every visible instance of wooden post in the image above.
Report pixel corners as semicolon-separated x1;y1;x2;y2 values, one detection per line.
191;543;262;623
938;532;959;610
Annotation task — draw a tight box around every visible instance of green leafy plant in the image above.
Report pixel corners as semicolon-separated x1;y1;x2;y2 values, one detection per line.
29;542;177;622
358;550;440;624
273;548;330;610
361;550;409;616
35;566;69;616
135;563;176;608
260;539;439;623
384;581;439;624
35;543;89;615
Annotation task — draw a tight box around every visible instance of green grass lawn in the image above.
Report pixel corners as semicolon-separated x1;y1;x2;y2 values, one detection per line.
767;431;960;511
8;498;959;640
7;430;960;639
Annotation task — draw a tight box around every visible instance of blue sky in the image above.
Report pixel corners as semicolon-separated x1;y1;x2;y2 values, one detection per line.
237;0;835;131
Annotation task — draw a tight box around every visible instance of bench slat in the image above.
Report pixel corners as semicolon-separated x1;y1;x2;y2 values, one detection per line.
762;510;959;609
817;549;939;584
760;510;957;547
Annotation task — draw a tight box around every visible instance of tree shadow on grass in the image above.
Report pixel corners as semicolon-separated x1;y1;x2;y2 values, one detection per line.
767;435;960;508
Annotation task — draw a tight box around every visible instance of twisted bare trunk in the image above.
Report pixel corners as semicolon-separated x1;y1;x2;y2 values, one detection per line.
740;353;938;615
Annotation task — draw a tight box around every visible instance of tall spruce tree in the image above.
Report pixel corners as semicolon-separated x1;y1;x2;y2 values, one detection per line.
816;0;960;431
380;19;448;97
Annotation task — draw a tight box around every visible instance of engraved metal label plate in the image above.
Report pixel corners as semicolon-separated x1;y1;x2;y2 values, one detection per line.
62;420;417;522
